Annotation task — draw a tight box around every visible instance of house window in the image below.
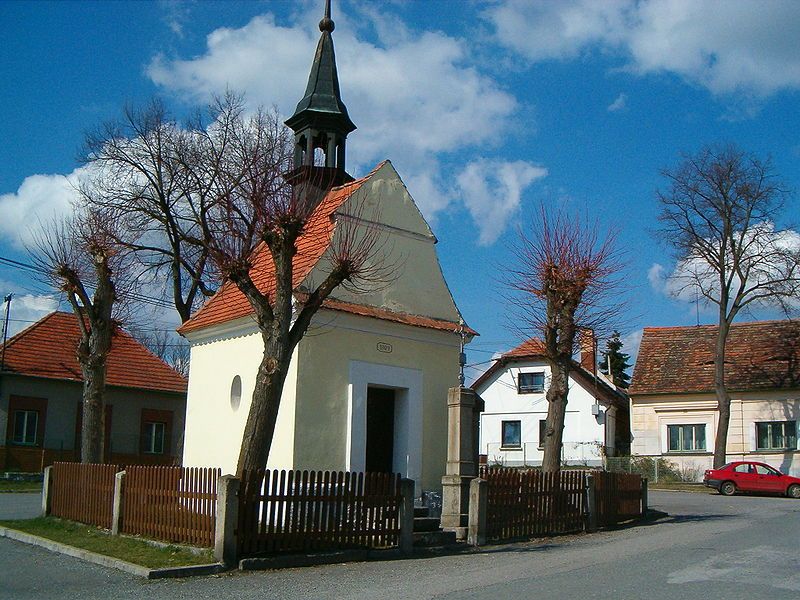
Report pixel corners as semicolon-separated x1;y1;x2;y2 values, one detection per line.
667;424;706;452
142;422;166;454
538;419;547;449
12;410;38;445
518;372;545;394
139;408;173;456
756;421;797;451
6;396;47;447
501;421;521;448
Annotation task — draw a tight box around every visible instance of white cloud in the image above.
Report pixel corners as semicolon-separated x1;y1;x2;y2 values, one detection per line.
146;8;520;236
621;328;643;363
0;167;87;249
456;159;547;246
485;0;800;97
656;222;800;308
607;92;627;112
0;292;59;337
647;263;665;292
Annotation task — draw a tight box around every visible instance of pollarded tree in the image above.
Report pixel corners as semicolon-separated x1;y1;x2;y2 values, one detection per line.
179;96;390;475
30;207;134;463
508;210;623;473
599;330;631;388
656;144;800;468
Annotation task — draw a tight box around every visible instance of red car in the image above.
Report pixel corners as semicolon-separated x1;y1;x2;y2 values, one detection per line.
704;461;800;498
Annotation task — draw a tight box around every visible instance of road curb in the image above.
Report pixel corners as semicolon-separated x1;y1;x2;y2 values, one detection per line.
239;547;404;571
0;526;225;579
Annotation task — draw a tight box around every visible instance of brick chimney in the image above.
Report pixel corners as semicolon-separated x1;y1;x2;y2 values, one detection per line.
579;328;596;373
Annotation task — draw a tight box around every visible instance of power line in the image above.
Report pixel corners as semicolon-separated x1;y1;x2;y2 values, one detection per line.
0;255;175;310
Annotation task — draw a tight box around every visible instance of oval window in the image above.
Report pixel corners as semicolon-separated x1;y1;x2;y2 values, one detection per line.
230;375;242;411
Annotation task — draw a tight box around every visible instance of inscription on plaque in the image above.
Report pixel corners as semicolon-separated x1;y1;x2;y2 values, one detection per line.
377;342;393;354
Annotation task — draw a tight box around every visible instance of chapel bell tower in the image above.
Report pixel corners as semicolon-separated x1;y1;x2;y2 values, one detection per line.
285;0;356;186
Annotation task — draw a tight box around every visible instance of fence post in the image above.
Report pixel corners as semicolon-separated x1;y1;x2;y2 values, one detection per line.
214;475;240;566
399;478;415;555
41;465;53;517
654;459;659;483
111;470;126;535
641;477;648;517
585;473;597;533
467;478;487;546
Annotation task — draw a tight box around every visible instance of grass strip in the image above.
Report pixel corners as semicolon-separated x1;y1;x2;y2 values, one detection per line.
0;517;214;569
0;481;42;493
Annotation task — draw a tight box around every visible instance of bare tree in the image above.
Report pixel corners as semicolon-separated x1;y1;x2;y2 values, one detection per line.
508;209;622;472
81;99;216;323
656;144;800;468
128;326;190;378
29;208;133;463
177;95;389;475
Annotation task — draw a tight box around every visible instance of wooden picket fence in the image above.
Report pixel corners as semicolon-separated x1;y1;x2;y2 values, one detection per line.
237;469;402;556
481;468;586;541
121;466;220;547
594;471;643;527
50;462;119;529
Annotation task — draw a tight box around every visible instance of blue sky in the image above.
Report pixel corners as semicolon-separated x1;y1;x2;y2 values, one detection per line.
1;0;799;379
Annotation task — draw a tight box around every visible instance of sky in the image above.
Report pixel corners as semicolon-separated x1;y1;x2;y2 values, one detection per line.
1;0;799;382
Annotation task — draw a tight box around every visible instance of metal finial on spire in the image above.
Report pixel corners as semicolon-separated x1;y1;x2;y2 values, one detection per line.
319;0;334;32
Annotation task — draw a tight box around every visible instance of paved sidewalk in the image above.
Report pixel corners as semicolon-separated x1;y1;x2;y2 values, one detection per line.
0;492;40;520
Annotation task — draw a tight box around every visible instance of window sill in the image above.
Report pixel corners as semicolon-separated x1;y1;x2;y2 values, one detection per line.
664;451;713;456
750;449;799;454
499;446;522;451
518;390;545;395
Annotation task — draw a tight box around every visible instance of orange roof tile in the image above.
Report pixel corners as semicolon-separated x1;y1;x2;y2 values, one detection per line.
178;162;471;337
630;320;800;395
178;170;373;335
1;312;187;394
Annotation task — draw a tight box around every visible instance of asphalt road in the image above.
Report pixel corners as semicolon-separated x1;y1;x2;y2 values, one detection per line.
1;489;799;599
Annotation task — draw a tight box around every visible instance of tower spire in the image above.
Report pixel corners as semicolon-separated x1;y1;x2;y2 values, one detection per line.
285;0;355;181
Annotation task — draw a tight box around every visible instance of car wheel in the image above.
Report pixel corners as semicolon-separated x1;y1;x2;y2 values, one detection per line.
788;484;800;499
720;481;736;496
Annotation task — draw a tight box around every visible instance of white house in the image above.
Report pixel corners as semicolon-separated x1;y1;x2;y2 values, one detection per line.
177;8;473;495
472;338;629;467
630;320;800;478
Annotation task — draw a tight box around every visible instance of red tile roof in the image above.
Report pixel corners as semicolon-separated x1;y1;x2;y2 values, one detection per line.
178;162;471;337
471;338;626;407
178;169;373;335
629;320;800;395
1;312;187;394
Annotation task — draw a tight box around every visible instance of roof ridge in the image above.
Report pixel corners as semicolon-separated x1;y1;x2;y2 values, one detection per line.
644;318;798;332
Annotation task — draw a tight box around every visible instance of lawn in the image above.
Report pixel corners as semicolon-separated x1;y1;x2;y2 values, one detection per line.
0;517;215;569
0;480;42;493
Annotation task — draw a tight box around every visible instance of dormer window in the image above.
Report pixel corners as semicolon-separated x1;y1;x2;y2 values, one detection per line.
518;372;545;394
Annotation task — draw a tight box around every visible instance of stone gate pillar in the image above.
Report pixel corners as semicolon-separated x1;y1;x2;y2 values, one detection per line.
440;386;484;540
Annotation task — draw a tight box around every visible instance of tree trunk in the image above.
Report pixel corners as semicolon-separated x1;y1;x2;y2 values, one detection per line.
713;320;731;468
77;316;113;464
80;356;107;464
542;358;570;473
236;337;293;476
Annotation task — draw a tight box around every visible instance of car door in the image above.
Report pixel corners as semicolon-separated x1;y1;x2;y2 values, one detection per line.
730;463;757;491
754;464;784;494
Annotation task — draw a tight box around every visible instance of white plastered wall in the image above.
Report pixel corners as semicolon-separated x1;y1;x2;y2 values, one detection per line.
630;390;800;477
182;319;298;475
475;359;609;466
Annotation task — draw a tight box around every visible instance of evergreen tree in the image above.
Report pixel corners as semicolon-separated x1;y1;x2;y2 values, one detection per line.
599;330;631;388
